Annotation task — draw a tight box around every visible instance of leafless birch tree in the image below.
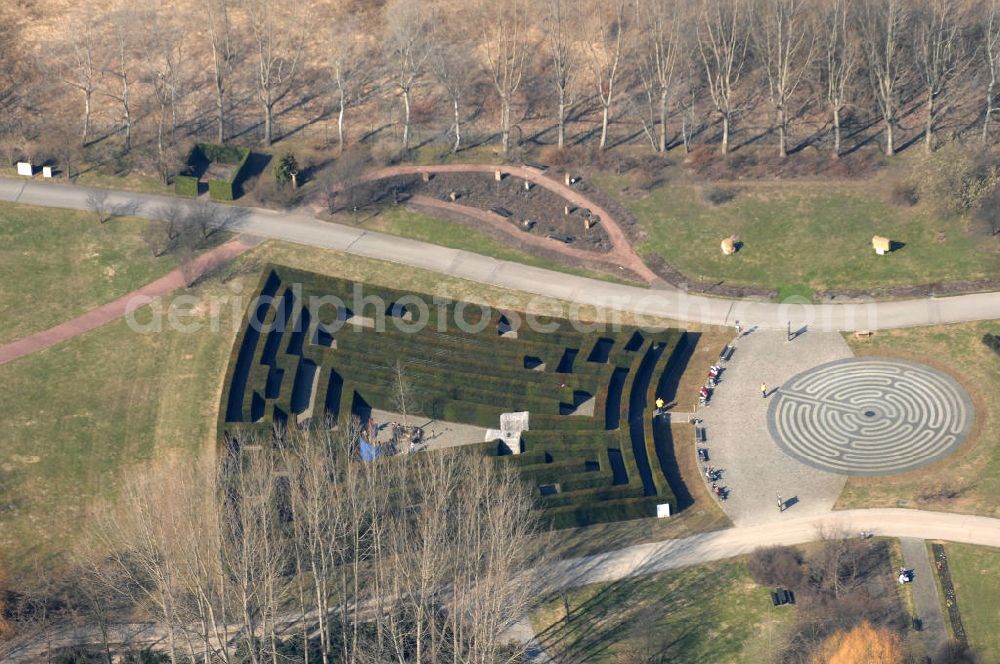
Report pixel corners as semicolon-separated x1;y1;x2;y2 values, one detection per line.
819;0;858;157
697;0;749;155
207;0;238;144
478;0;529;155
915;0;963;153
588;0;628;151
544;0;577;149
242;0;303;145
860;0;909;156
386;0;434;151
984;0;1000;143
103;9;136;153
59;18;98;145
634;0;682;153
754;0;815;158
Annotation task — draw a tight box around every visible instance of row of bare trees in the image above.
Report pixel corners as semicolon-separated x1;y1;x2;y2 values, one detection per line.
6;0;1000;170
3;425;541;663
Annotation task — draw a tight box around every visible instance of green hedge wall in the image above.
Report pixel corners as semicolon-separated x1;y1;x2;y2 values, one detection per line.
174;175;199;197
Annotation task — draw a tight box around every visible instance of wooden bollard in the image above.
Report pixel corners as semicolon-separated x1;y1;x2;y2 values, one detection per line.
524;180;531;191
495;169;503;182
585;218;594;230
421;171;430;182
564;206;571;216
449;191;458;202
564;172;571;186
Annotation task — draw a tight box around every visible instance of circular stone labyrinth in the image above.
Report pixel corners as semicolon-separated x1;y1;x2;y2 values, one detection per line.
767;358;973;476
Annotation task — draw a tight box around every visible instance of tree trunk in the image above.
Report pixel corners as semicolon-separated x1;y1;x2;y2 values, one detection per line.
452;97;461;153
777;106;787;158
885;116;894;156
985;79;995;144
658;90;668;153
832;105;841;158
557;87;566;148
925;93;935;153
721;113;730;155
264;97;274;145
599;104;609;150
402;88;411;150
337;82;346;152
83;92;91;145
215;79;225;143
501;96;511;154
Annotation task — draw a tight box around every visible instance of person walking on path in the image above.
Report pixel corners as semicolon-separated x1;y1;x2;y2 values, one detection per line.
761;382;768;399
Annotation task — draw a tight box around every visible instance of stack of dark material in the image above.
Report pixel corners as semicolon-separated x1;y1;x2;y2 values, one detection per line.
771;588;795;606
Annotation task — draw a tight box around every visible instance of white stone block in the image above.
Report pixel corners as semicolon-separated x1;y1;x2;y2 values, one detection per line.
42;166;53;178
16;162;32;177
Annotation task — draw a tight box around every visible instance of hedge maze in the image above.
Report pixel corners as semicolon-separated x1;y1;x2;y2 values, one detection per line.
221;266;686;528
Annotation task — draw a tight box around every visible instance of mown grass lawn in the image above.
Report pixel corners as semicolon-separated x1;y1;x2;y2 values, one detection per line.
593;174;998;297
531;558;793;664
837;321;1000;517
0;203;178;344
942;543;1000;662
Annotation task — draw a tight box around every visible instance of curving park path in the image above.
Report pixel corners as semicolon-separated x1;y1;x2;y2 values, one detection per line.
1;175;1000;334
3;507;999;662
0;239;253;366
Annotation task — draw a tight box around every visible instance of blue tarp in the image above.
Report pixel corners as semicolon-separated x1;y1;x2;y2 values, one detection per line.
359;439;381;462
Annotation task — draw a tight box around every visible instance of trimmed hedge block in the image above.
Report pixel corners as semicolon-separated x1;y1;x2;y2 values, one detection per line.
174;175;199;197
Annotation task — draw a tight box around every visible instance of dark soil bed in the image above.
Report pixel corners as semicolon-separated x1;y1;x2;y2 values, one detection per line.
382;172;613;252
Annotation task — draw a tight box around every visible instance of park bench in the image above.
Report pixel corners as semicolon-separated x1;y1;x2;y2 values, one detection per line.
697;447;709;462
695;426;707;443
489;206;513;218
547;234;573;244
719;345;734;362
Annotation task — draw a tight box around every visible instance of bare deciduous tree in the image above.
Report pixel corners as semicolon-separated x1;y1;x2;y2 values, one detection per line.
697;0;749;155
985;0;1000;143
103;9;137;153
86;189;111;224
478;0;529;155
386;0;434;151
754;0;815;158
915;0;963;153
819;0;858;158
59;18;98;145
431;30;476;154
242;0;303;145
634;0;683;153
207;0;238;144
587;0;628;151
860;0;909;156
543;0;577;149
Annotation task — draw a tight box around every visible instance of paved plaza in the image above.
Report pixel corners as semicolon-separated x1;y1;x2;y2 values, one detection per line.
768;358;973;475
697;328;851;526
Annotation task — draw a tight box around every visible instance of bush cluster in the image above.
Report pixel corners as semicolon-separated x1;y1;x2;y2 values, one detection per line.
983;333;1000;357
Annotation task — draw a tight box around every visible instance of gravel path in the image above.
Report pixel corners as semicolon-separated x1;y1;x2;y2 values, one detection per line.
900;537;950;656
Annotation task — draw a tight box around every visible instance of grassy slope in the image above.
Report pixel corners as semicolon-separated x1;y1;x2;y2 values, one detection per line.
593;174;997;296
943;543;1000;661
0;203;178;343
531;558;793;664
838;321;1000;516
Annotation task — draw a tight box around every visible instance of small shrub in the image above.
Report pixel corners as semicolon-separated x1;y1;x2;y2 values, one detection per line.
255;179;304;209
889;181;920;207
984;333;1000;357
702;186;736;206
273;153;299;186
748;545;805;588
